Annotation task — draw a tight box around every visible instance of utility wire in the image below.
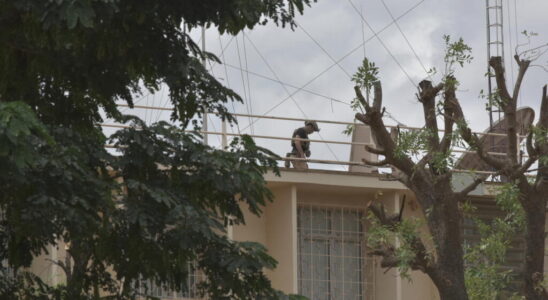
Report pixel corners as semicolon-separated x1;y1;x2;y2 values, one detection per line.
240;0;426;132
223;63;350;106
378;0;432;80
296;21;352;79
360;3;367;59
218;35;242;134
244;34;344;165
235;34;254;134
154;86;171;123
242;31;255;135
506;0;515;98
347;0;417;87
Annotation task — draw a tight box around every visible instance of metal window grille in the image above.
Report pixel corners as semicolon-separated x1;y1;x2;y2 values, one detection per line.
297;204;373;300
138;261;204;299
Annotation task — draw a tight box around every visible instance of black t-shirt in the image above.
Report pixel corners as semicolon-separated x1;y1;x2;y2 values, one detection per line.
291;127;309;152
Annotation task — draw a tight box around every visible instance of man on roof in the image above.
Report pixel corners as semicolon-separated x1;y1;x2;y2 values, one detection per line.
285;120;320;170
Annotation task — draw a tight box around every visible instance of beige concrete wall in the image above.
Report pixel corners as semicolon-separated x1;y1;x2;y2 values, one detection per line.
232;184;298;294
349;124;377;173
265;185;298;294
27;243;67;287
232;202;267;246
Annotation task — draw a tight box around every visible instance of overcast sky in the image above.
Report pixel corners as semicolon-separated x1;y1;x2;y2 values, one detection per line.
118;0;548;170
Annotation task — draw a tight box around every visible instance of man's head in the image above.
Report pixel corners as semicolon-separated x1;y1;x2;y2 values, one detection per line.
304;120;320;134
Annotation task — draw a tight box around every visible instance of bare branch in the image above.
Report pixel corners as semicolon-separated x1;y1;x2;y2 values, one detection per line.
368;201;399;228
418;80;442;150
46;258;70;277
373;81;383;112
354;86;371;111
354;81;416;176
518;158;537;175
489;57;512;104
440;81;457;153
458;176;486;198
512;55;531;103
491;56;527;164
365;145;387;155
452;97;507;170
538;85;548;129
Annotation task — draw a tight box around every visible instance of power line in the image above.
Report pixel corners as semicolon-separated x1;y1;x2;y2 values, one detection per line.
296;21;352;79
506;0;515;98
154;86;171;123
378;0;432;80
347;0;417;87
242;31;254;135
218;35;242;134
223;63;350;106
239;0;427;132
235;34;254;134
244;34;344;165
360;3;367;59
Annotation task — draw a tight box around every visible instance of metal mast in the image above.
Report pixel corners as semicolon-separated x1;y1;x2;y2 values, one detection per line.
485;0;506;129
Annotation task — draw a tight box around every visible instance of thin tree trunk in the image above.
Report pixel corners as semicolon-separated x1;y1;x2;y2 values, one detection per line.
434;275;469;300
523;192;547;300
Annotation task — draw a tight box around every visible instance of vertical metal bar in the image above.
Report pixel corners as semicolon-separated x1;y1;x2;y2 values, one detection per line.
342;207;345;298
486;0;494;130
201;27;208;145
222;120;228;148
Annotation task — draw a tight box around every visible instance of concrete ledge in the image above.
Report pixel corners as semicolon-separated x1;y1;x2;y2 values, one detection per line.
265;168;407;190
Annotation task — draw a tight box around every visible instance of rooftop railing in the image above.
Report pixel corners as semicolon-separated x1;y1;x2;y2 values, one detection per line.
102;104;533;176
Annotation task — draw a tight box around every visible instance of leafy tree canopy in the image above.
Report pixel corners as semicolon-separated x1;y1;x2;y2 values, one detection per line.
0;0;315;299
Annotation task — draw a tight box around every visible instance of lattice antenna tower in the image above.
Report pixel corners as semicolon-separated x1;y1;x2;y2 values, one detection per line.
485;0;506;130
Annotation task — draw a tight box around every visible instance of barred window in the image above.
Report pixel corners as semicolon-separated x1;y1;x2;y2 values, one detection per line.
297;204;372;300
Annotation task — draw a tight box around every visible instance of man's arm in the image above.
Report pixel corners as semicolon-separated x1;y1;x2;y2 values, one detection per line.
294;140;306;158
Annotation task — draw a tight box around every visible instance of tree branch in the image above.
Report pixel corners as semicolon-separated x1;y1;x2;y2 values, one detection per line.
365;145;387;155
519;130;539;175
512;55;531;101
354;86;371;111
418;80;442;150
46;258;70;278
452;96;507;171
439;82;456;153
489;57;512;104
538;85;548;129
355;82;416;176
457;176;487;198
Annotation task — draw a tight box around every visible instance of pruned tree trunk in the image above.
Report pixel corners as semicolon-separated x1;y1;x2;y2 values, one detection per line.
523;192;547;300
457;56;548;299
355;80;476;300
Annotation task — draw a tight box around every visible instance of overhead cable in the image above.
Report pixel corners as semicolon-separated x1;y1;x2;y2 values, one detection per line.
240;0;427;132
378;0;432;80
296;21;353;79
244;34;344;164
347;0;417;87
